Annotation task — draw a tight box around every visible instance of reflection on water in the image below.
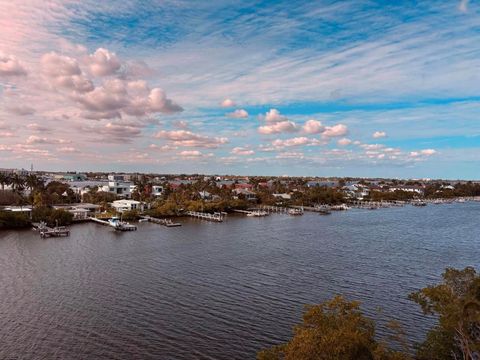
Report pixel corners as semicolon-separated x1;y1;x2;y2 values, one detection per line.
0;203;479;359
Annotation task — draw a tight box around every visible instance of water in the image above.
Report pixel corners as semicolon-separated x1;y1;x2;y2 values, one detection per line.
0;203;479;359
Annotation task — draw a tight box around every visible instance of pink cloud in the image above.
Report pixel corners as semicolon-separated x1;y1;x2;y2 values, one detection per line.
258;120;298;134
0;52;27;76
227;109;249;118
87;48;121;76
155;130;228;148
302;119;324;134
221;98;236;107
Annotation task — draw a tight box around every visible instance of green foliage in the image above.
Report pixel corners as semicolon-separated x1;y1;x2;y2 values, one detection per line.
295;187;345;206
121;210;139;221
0;211;31;229
32;207;74;226
257;296;411;360
409;267;480;360
367;190;416;201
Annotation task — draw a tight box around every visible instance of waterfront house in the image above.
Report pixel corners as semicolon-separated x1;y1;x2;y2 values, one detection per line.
101;174;135;198
111;200;145;213
152;185;164;197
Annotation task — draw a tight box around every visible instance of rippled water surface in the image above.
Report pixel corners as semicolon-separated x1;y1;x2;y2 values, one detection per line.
0;203;479;359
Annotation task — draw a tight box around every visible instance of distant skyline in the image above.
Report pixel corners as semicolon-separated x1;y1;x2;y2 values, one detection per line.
0;0;479;179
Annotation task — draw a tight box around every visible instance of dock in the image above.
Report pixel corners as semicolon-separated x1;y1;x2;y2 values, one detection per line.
234;209;269;217
141;215;181;227
185;211;225;222
33;222;70;238
257;205;304;216
88;217;137;231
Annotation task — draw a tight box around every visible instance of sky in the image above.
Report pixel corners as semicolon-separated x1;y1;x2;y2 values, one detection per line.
0;0;479;179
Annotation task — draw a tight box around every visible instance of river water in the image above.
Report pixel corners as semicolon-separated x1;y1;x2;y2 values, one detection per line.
0;202;479;359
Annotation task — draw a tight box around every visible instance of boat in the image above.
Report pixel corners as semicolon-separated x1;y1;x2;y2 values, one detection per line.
331;204;349;211
138;218;149;223
247;210;268;217
288;208;303;216
315;205;331;215
412;200;427;207
108;217;137;231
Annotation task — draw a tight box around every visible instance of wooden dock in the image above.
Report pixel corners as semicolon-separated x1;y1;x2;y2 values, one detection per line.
258;205;304;216
234;209;269;217
33;222;70;238
185;211;225;222
88;217;137;231
141;216;181;227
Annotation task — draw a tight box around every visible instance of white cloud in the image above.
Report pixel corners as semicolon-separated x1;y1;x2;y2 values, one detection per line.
231;147;254;155
26;135;70;145
155;130;228;148
322;124;348;138
372;131;387;138
227;109;249;118
258;120;298;134
180;150;202;157
337;138;352;146
264;108;287;123
87;48;121;76
302;119;324;134
272;137;322;148
0;52;27;76
221;98;236;107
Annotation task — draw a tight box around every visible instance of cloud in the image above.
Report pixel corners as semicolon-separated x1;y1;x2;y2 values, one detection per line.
302;119;324;134
155;130;228;148
272;137;322;148
337;138;352;146
372;131;387;138
148;88;183;113
231;147;254;155
180;150;202;157
0;52;27;76
276;151;305;160
221;98;236;107
41;52;94;93
87;48;121;76
264;108;287;123
258;121;298;134
57;146;78;153
41;52;81;77
322;124;348;138
459;0;469;12
420;149;437;156
26;135;70;145
227;109;249;118
6;105;35;116
27;123;51;132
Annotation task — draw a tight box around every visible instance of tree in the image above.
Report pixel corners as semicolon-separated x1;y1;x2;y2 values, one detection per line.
257;296;410;360
0;173;11;190
409;267;480;360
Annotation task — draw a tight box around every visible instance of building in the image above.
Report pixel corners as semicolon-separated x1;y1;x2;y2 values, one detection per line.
111;200;145;213
151;185;164;197
101;175;136;198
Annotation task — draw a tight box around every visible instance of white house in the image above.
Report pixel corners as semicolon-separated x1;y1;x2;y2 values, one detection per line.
101;174;135;198
111;200;145;213
151;185;164;197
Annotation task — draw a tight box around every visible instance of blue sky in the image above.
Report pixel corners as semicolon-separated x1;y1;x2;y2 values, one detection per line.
0;0;479;178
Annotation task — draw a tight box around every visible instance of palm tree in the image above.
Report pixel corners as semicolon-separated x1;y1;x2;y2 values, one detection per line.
11;174;25;194
0;173;11;191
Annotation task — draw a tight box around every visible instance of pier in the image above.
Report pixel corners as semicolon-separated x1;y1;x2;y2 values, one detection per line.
88;217;137;231
185;211;225;222
234;209;269;217
257;205;304;215
33;222;70;238
141;216;182;227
